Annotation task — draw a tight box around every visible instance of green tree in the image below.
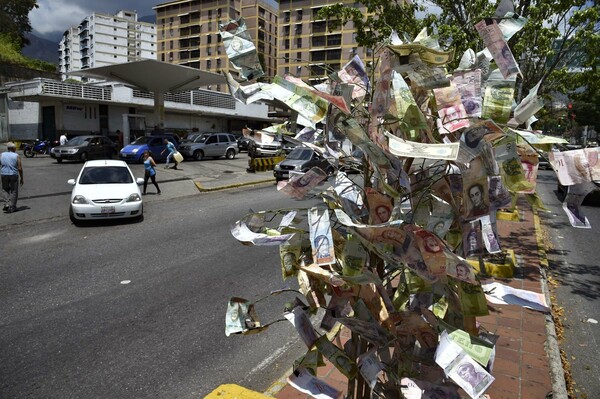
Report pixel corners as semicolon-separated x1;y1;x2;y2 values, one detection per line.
0;0;38;49
319;0;599;123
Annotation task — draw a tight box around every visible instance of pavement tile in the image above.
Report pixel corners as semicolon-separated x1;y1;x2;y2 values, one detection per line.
522;364;552;385
496;347;520;363
521;379;553;398
522;330;547;344
521;339;548;356
493;356;521;377
491;374;520;394
497;315;522;329
275;384;308;399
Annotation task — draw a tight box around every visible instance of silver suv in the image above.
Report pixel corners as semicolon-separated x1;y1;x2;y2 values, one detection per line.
178;133;239;161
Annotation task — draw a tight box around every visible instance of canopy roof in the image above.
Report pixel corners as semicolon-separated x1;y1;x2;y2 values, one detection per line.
68;60;226;93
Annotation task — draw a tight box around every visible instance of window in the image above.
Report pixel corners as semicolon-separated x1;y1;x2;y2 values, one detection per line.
217;59;221;67
206;135;217;144
207;35;212;44
296;38;302;47
296;10;303;20
297;51;301;60
207;60;211;69
294;24;302;34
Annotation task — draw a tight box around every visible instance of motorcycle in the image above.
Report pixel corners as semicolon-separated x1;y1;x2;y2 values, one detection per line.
23;139;57;158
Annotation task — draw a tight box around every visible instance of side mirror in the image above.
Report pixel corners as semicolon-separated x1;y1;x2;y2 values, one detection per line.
67;179;75;185
136;178;144;185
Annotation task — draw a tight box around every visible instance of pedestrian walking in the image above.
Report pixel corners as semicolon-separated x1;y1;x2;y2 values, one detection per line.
1;142;24;213
161;138;179;170
59;133;68;145
142;151;161;195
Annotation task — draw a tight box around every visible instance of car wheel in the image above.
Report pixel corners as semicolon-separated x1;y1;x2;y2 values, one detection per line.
193;150;204;161
69;207;82;226
80;152;88;162
226;149;236;159
56;159;63;163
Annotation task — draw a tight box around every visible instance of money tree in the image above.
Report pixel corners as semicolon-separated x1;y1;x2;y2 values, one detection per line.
220;3;572;398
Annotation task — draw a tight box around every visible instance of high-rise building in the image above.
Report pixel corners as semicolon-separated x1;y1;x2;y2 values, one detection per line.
58;10;157;81
277;0;369;84
154;0;279;92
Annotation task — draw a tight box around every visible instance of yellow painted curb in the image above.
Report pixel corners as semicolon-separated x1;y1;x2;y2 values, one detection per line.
533;211;549;268
205;384;272;399
496;207;520;222
468;249;516;278
194;179;274;192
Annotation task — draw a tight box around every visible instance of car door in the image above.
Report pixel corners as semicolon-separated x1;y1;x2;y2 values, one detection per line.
147;137;165;160
99;137;114;158
203;134;219;157
89;137;103;159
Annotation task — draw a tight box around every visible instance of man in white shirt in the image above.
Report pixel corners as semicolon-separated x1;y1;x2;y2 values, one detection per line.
60;133;68;145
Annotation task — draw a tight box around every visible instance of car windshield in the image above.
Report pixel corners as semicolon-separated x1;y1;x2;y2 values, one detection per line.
193;135;209;143
287;148;313;161
79;166;133;184
131;137;150;145
66;136;90;146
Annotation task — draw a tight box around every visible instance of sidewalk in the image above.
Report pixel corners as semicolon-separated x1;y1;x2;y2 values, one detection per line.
266;197;566;399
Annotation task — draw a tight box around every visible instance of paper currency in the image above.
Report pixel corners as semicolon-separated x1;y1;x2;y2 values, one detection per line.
388;43;455;66
549;147;600;186
280;234;302;279
225;297;261;336
333;173;367;220
475;18;520;79
434;83;470;133
272;75;329;127
284;74;350;115
483;282;550;312
230;220;295;246
336;55;370;99
284;306;320;348
495;136;534;192
391;70;428;130
315;335;358;379
219;18;264;80
512;80;544;125
309;207;336;266
451;69;482;118
337;117;392;170
480;215;502;254
341;234;367;277
488;175;513;209
435;331;495;399
463;176;490;220
562;187;592;228
335;317;390;347
278;167;328;199
385;133;460;160
458;281;489;317
400;377;461;399
404;55;451;90
224;72;274;104
509;128;568;145
357;351;384;390
481;69;516;123
287;368;342;399
437;319;494;367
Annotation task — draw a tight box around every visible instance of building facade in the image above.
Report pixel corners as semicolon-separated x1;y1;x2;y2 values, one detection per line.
58;10;157;81
154;0;279;91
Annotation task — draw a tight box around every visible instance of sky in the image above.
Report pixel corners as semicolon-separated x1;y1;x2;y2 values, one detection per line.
29;0;157;40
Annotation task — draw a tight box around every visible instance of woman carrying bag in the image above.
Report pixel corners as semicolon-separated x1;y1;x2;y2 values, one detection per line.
142;151;161;195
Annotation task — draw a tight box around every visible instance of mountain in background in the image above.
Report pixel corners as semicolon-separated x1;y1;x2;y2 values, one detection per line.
22;32;58;65
21;14;156;66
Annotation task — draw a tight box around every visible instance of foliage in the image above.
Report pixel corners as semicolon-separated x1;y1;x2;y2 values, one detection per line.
0;0;38;49
318;0;600;134
0;33;56;72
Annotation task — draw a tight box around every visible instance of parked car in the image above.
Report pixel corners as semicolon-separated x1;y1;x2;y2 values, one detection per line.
237;136;252;152
51;135;118;163
178;132;239;161
181;132;205;143
273;147;336;182
253;139;283;157
119;134;179;163
67;160;144;225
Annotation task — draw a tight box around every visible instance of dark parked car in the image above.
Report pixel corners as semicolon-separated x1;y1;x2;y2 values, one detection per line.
273;147;335;182
51;135;118;163
119;134;179;163
237;136;252;152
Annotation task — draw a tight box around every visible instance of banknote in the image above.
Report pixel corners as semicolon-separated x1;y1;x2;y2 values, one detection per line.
481;70;515;123
391;70;428;130
224;72;274;104
400;377;461;399
435;331;495;399
284;74;350;115
333;173;367;220
512;80;544;125
480;214;501;254
278;167;328;199
482;12;527;60
483;281;550;312
336;54;370;99
284;306;320;348
385;133;460;161
287;368;342;399
308;207;337;266
437;319;494;367
562;187;592;228
357;351;384;390
434;84;470;133
272;75;329;126
388;43;455;66
405;57;451;90
549;147;600;186
225;297;260;336
337;117;392;170
293;350;324;377
230;220;295;246
475;18;520;79
451;69;482;118
314;335;358;379
335;317;390;347
219;18;264;80
509;128;568;145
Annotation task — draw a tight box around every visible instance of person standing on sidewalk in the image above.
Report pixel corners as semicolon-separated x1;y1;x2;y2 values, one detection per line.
1;142;24;213
142;151;161;195
161;138;179;170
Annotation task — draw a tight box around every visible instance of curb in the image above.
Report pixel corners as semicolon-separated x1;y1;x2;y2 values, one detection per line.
194;178;274;192
533;210;569;399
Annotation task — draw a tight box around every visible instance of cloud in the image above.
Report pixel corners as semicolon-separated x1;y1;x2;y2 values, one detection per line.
29;0;155;36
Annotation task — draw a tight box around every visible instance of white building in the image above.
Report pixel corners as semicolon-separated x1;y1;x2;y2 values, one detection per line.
58;10;157;81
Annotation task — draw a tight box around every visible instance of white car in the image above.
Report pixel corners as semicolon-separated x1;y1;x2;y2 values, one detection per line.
68;160;144;224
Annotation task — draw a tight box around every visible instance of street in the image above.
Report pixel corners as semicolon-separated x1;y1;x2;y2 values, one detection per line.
536;169;600;398
0;154;313;398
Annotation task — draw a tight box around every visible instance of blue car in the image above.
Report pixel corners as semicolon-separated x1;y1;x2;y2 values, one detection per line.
119;134;179;163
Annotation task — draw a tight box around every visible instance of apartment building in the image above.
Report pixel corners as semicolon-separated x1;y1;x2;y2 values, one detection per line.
58;10;157;81
278;0;369;83
154;0;278;91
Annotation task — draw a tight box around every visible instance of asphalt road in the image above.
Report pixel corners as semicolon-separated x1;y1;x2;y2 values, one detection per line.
0;157;320;398
536;169;600;398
